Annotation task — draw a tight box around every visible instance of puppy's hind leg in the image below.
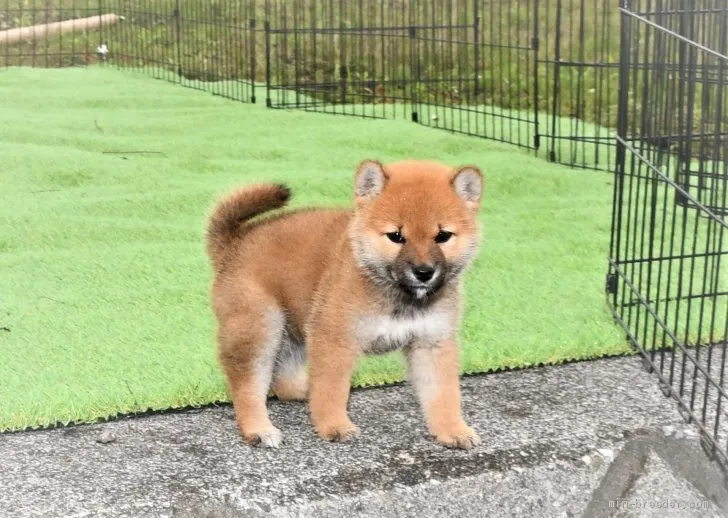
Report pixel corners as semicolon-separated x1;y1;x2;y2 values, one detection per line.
272;335;308;401
218;303;285;448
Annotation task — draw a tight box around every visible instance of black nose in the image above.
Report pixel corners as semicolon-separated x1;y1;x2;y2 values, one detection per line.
412;264;435;283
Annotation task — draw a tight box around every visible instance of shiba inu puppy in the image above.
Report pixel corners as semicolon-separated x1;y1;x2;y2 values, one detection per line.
206;159;484;450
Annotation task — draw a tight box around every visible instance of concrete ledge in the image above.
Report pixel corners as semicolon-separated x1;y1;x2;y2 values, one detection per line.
1;357;726;517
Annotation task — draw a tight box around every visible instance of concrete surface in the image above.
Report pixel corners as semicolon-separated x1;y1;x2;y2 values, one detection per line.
1;356;728;517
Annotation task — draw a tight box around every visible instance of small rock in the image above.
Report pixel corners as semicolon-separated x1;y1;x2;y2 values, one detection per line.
512;466;524;474
96;430;116;444
674;429;685;440
597;448;614;460
397;452;415;465
423;469;431;478
683;427;698;438
662;425;676;437
581;455;592;466
519;450;529;457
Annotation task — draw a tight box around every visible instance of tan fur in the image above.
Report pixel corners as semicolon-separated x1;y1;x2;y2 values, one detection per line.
206;160;484;449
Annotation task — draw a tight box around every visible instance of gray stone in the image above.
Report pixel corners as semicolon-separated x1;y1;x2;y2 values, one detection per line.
662;425;676;437
95;430;116;444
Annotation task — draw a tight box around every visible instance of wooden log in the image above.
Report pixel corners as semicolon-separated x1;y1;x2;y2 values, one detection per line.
0;14;120;46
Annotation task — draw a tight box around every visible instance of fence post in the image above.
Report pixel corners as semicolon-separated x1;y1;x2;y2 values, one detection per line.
473;0;480;97
677;0;699;208
265;19;272;107
548;0;563;162
609;0;633;308
250;18;257;103
615;0;632;170
409;25;419;123
338;0;347;105
533;0;540;150
98;0;103;60
174;0;182;80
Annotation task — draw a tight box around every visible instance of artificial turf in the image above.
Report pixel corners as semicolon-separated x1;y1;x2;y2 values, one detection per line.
0;66;630;432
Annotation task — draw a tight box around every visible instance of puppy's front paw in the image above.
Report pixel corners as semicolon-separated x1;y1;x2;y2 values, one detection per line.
316;420;360;443
242;426;283;448
433;423;480;450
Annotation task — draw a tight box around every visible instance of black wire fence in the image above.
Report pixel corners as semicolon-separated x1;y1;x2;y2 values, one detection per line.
1;0;620;170
608;0;728;464
2;0;728;467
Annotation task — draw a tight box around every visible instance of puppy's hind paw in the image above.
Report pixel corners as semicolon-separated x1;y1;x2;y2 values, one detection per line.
243;426;283;449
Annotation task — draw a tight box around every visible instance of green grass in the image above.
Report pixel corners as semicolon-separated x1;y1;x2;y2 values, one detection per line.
0;66;636;432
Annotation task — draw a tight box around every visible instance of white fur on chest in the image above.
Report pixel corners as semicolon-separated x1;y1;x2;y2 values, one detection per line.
356;309;453;354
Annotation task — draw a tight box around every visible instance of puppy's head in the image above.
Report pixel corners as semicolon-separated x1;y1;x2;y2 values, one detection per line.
349;159;484;303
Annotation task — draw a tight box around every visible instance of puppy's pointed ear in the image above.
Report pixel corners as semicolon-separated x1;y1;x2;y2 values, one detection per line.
354;160;388;201
451;165;484;207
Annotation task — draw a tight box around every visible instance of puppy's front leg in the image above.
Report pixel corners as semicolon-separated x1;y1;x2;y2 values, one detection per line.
308;333;360;443
406;339;480;450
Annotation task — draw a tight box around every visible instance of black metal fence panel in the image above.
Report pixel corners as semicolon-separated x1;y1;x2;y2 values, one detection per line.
608;0;728;464
108;0;257;102
540;0;620;170
1;0;622;170
411;0;539;150
263;0;419;121
1;0;108;68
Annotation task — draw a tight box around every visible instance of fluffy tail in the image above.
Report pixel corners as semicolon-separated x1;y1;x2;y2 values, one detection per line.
206;183;291;264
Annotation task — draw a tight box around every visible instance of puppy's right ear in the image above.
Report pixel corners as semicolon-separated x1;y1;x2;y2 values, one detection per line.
354;160;388;201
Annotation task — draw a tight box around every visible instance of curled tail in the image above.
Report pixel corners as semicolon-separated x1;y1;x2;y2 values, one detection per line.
206;183;291;264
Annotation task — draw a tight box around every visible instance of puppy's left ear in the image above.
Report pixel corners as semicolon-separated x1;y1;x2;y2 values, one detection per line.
354;159;389;203
451;165;484;208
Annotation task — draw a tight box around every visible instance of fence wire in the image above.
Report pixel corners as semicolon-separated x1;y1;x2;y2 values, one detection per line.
2;0;620;170
608;0;728;465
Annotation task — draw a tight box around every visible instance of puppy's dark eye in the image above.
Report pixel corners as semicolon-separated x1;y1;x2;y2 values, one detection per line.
386;231;405;244
435;230;453;244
